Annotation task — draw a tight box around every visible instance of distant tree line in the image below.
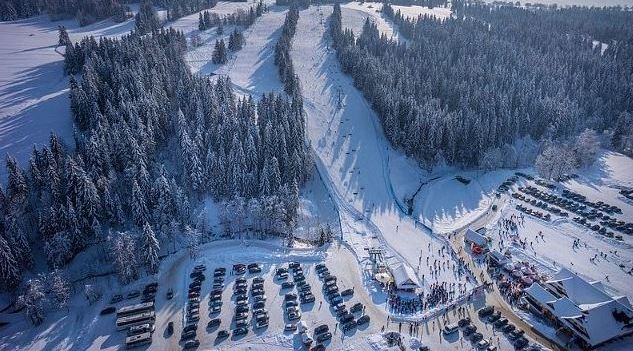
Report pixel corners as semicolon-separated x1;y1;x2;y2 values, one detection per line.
331;3;633;170
198;0;266;31
1;0;130;25
152;0;218;21
1;23;311;292
274;5;300;96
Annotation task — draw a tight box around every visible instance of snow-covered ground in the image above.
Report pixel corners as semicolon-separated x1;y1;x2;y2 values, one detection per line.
183;5;287;98
0;14;136;182
291;5;476;304
485;152;633;300
340;2;403;41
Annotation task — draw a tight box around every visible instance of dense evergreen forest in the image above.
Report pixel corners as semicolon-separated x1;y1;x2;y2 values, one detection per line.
0;25;311;291
0;0;219;24
1;0;130;25
332;2;633;169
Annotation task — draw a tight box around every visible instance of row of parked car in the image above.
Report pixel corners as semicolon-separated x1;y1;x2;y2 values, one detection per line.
316;263;369;335
514;204;551;221
561;189;622;215
179;264;209;349
478;306;529;349
519;183;632;237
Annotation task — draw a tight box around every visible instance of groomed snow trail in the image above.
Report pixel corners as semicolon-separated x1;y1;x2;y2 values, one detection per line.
292;6;472;294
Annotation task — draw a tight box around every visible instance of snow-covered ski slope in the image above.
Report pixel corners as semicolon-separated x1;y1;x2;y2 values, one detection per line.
291;5;474;294
182;5;286;98
0;14;137;182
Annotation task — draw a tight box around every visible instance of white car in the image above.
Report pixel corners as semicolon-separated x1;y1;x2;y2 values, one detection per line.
284;323;297;332
443;324;459;335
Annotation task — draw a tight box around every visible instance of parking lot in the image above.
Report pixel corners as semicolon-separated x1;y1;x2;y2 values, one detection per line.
140;242;381;350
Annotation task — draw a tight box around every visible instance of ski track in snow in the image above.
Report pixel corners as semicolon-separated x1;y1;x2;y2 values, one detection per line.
291;5;475;297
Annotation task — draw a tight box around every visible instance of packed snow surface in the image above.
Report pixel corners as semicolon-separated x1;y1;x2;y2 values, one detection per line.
0;14;137;182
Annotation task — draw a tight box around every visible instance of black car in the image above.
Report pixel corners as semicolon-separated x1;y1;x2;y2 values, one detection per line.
502;324;516;333
478;306;494;317
100;306;116;315
217;330;230;339
514;337;529;349
494;318;509;328
166;321;174;336
180;330;196;341
183;324;197;333
357;315;370;325
184;340;200;349
316;332;332;342
340;288;354;297
458;317;471;327
233;327;248;336
342;320;357;332
463;324;477;336
470;332;483;342
315;324;329;335
207;318;221;329
340;313;354;324
285;293;297;301
350;302;363;313
311;344;326;351
281;282;295;289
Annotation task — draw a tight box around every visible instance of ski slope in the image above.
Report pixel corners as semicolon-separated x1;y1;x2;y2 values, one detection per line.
291;5;475;298
184;6;287;98
340;2;403;41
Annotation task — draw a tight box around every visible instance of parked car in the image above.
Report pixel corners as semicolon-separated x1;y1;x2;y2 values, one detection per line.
166;321;173;336
488;311;501;322
285;293;298;301
183;339;200;349
233;327;248;336
502;324;516;333
350;302;363;313
470;332;484;342
463;324;477;336
477;339;490;349
443;324;459;335
514;337;529;349
100;307;116;315
180;330;196;341
342;320;357;332
166;288;174;300
183;324;197;333
340;288;354;297
207;318;220;329
282;282;295;289
316;332;332;343
217;330;229;339
494;318;508;328
478;306;494;317
315;324;329;335
458;317;471;327
285;323;297;332
255;319;269;329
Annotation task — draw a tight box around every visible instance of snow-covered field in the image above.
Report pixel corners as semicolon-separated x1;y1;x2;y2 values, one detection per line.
0;14;137;182
340;2;404;41
485;152;633;300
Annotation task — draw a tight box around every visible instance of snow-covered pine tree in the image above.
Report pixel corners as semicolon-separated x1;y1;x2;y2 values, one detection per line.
141;222;160;274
